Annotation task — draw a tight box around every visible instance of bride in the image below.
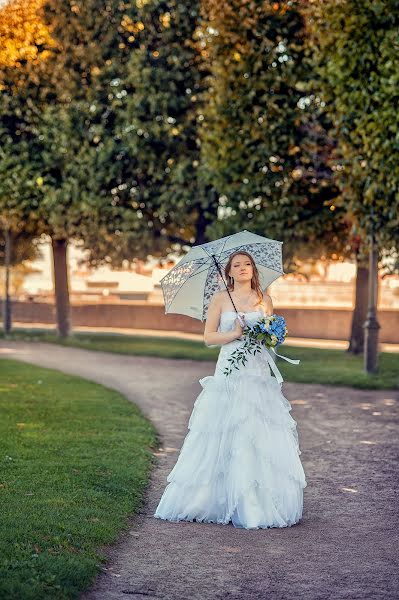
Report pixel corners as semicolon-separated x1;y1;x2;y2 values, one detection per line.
154;250;307;529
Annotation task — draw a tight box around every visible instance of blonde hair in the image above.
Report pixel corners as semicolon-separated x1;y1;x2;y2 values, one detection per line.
224;251;264;306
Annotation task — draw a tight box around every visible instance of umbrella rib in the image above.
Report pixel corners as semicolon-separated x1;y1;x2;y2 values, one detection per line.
201;262;222;320
163;261;212;308
219;243;283;275
179;259;214;280
202;238;228;263
218;237;228;259
159;257;208;283
189;262;214;278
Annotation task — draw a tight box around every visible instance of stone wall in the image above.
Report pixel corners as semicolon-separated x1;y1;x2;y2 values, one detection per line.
4;300;399;343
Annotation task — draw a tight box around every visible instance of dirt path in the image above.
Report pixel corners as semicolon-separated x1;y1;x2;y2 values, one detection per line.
1;341;398;600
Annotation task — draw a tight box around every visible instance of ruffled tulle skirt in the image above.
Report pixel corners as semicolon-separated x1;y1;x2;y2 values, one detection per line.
154;350;307;530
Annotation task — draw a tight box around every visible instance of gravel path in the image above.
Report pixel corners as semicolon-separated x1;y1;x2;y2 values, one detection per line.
1;341;398;600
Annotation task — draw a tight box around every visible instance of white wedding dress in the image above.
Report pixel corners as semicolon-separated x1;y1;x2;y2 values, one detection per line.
154;308;307;529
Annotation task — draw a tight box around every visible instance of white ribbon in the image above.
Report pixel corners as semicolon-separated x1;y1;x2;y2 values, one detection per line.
263;346;300;386
271;346;301;365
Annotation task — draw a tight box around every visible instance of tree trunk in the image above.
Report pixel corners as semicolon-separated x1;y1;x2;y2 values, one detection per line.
51;237;71;338
194;187;219;245
3;228;12;334
348;256;369;354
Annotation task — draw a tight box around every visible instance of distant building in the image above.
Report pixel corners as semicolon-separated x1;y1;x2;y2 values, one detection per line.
14;239;399;309
19;240;177;303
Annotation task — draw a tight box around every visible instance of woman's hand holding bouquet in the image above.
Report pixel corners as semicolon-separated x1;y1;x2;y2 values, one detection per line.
224;314;288;376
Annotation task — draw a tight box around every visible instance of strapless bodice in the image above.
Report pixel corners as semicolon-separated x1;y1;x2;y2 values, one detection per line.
216;309;273;378
218;310;264;333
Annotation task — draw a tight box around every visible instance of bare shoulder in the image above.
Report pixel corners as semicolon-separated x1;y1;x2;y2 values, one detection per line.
208;289;233;314
208;290;225;308
262;291;274;313
212;290;228;303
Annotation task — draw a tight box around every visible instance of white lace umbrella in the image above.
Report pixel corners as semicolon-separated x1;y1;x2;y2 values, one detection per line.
160;229;285;322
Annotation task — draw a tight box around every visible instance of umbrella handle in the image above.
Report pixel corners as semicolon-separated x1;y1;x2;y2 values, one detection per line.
237;314;246;328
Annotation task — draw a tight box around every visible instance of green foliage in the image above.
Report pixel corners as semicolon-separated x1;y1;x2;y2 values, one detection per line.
0;231;40;267
35;0;220;264
0;358;158;599
1;0;397;273
103;0;219;261
0;0;146;258
2;331;397;389
308;0;399;254
199;0;351;271
0;128;42;265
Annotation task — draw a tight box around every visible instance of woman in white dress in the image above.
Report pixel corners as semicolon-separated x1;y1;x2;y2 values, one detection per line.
154;250;307;529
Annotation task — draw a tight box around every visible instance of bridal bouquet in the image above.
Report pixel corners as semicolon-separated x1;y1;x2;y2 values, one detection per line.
223;314;288;376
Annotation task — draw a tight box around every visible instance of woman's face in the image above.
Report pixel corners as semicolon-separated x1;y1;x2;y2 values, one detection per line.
229;254;253;284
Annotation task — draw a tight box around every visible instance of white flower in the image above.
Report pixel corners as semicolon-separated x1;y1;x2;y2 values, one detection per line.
271;334;278;344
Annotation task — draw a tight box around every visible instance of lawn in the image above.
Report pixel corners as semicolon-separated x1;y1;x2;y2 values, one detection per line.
2;328;398;390
0;359;158;600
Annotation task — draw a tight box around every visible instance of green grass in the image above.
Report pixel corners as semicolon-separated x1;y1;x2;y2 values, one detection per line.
1;328;398;390
0;359;159;600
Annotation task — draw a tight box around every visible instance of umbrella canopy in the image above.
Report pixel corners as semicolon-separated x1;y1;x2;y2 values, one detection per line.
160;230;285;321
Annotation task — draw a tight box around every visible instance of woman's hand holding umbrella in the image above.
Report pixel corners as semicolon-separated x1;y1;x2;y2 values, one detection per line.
233;316;246;340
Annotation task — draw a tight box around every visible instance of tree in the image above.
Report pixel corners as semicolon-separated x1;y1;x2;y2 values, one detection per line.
199;0;351;271
0;0;145;335
78;0;223;272
0;129;42;333
307;0;399;370
100;0;220;262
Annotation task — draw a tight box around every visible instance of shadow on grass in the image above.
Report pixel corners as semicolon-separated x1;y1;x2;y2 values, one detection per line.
1;328;398;390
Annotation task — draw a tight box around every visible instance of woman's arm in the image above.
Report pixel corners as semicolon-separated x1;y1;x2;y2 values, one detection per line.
204;293;242;346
